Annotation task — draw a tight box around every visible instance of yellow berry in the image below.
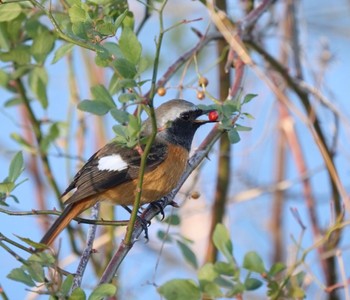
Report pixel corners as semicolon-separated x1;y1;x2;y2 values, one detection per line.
198;76;209;87
191;191;200;199
157;87;166;96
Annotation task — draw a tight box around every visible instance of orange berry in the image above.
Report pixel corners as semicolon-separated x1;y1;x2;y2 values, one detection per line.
157;87;166;96
197;91;205;100
191;191;200;199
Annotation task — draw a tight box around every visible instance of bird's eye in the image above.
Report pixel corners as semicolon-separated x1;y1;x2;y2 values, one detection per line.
181;112;190;120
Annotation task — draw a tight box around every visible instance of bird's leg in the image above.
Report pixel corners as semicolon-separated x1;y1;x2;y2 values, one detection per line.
149;199;180;220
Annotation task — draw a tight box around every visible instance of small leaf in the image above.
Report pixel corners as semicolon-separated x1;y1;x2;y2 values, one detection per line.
28;67;48;109
69;4;89;24
242;93;257;104
118;93;136;103
119;26;141;64
212;224;234;262
88;283;116;300
235;124;252;131
61;274;74;296
7;268;35;287
114;9;128;29
0;182;14;194
0;3;22;22
52;43;74;64
23;261;45;283
244;277;263;291
269;262;286;277
176;240;198;269
110;108;129;124
242;251;266;274
70;287;86;300
78;100;110;115
8;151;24;182
198;263;218;282
10;133;34;152
114;58;137;79
158;279;200;300
15;235;48;250
31;31;55;64
157;230;172;243
214;261;235;276
227;129;240;144
163;214;180;225
91;85;116;108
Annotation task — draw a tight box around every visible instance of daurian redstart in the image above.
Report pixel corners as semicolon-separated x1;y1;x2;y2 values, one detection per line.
40;99;216;246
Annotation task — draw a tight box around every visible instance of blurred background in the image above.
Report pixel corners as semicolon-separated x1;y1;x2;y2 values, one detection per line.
0;0;350;299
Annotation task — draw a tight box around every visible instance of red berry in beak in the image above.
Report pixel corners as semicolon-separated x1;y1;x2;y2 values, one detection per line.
208;110;219;122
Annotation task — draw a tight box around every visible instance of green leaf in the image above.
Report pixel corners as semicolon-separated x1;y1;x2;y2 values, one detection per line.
91;85;116;108
31;31;55;64
176;240;198;269
235;124;252;131
119;26;141;64
40;122;60;153
61;274;74;296
269;262;286;277
244;277;263;291
88;284;116;300
198;263;218;282
96;22;116;36
157;230;173;243
0;45;31;65
8;151;24;182
158;279;200;300
23;261;45;283
242;251;266;274
70;287;86;300
114;58;137;78
10;133;34;152
52;43;74;64
227;129;240;144
114;9;128;29
69;4;89;24
28;252;56;266
78;100;111;115
15;235;48;250
163;214;180;225
118;93;136;103
0;182;14;194
7;268;35;287
242;93;257;104
110;108;129;124
212;224;233;262
28;67;48;109
0;3;22;22
0;69;9;87
214;261;235;276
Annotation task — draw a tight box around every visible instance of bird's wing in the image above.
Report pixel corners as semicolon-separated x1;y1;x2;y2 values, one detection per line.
62;141;168;205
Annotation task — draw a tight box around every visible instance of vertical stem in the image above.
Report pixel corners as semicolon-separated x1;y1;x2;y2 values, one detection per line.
204;0;231;264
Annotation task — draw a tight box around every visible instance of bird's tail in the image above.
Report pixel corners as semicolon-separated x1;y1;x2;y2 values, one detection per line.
39;200;93;247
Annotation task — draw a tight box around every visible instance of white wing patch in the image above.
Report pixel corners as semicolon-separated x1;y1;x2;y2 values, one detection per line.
98;154;128;172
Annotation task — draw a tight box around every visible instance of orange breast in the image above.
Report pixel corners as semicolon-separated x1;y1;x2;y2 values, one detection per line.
100;144;189;206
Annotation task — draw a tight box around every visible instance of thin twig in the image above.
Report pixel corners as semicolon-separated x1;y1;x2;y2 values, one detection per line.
72;203;100;289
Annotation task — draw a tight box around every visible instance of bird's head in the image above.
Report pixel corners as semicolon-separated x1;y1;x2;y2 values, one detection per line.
143;99;217;151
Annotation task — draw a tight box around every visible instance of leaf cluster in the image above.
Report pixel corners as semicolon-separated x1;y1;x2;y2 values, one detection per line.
158;224;306;300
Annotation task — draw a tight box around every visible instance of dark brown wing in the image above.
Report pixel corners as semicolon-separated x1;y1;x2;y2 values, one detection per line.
63;140;168;205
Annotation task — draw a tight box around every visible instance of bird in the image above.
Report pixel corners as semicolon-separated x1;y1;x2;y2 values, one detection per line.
39;99;217;247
